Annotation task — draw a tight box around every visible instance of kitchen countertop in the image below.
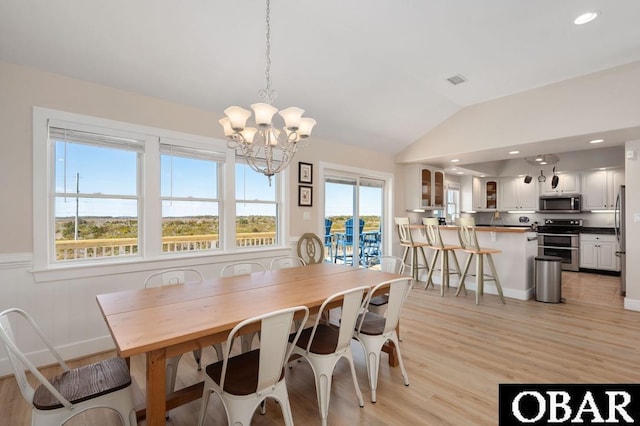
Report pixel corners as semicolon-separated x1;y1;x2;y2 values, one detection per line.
439;225;533;233
581;227;616;235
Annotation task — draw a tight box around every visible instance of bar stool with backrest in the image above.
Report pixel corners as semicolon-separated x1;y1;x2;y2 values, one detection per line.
422;218;462;296
394;217;430;283
456;217;506;304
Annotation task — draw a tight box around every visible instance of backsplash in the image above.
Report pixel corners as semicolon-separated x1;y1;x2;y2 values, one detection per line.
474;211;615;228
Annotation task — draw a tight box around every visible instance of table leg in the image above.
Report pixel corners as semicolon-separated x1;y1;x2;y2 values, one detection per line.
146;349;167;426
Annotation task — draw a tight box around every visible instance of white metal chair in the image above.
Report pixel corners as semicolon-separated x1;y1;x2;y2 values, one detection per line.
197;306;310;426
144;268;221;399
0;308;137;426
269;256;306;270
220;261;266;277
422;217;462;296
353;278;412;403
220;262;267;352
290;286;369;426
368;255;405;316
456;217;506;304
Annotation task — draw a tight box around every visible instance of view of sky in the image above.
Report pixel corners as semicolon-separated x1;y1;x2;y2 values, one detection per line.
54;140;382;219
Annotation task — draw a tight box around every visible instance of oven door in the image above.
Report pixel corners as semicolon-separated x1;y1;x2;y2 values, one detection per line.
538;234;580;271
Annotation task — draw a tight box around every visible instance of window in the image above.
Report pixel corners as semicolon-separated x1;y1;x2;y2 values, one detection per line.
446;187;460;222
33;107;285;274
235;163;278;248
160;144;223;253
51;128;142;262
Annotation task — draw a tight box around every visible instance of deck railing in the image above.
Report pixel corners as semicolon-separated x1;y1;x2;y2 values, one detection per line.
55;232;276;261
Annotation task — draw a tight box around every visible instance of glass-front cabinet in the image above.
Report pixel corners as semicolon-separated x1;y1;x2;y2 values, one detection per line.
405;164;445;210
485;180;498;210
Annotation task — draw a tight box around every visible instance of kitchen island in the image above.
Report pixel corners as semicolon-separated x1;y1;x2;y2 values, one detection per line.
424;226;538;300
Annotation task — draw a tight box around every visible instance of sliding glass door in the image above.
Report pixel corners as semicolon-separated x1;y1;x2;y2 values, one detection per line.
324;173;385;267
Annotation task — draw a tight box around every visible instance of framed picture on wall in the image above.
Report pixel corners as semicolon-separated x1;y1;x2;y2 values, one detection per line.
298;185;313;207
298;162;313;184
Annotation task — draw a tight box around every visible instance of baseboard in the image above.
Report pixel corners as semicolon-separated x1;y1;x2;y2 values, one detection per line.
623;297;640;312
0;335;115;378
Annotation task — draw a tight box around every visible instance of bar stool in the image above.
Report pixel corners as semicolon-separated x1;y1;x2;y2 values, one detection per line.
394;217;429;283
422;217;462;296
456;217;505;304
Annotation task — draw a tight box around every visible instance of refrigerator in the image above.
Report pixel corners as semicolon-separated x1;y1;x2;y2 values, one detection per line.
615;185;626;296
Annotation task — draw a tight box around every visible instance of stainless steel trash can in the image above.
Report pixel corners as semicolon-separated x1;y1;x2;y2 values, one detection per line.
534;256;562;303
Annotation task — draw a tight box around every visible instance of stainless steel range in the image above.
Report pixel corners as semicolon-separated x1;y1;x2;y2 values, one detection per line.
537;219;582;272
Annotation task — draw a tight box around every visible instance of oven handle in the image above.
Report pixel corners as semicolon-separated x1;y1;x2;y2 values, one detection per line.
537;233;579;237
538;245;578;250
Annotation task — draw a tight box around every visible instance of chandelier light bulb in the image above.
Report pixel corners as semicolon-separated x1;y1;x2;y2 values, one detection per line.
298;118;317;138
279;107;305;131
224;106;251;131
251;103;278;127
219;117;235;137
240;127;258;144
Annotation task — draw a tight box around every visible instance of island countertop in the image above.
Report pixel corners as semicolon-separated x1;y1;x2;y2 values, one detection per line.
439;225;533;233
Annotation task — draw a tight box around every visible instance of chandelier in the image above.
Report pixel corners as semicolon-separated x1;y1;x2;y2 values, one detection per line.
219;0;316;184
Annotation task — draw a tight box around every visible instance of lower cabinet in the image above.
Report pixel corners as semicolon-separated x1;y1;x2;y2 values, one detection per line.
579;234;620;271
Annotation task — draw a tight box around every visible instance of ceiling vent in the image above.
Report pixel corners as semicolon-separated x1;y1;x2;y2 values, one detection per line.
446;74;467;85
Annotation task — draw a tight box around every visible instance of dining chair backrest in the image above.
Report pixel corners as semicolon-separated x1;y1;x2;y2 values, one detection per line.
144;268;205;288
219;306;309;394
303;286;369;354
220;262;266;277
377;255;405;274
359;278;412;335
422;217;445;248
296;233;324;264
269;256;306;270
457;217;480;251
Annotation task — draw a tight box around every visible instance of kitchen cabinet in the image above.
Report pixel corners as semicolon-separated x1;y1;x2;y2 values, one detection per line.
540;172;580;195
404;164;445;210
579;234;620;271
581;169;624;211
485;180;498;210
499;177;538;211
460;176;499;211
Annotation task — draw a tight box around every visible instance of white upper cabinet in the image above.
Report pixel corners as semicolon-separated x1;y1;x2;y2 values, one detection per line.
581;169;624;211
540;172;580;195
404;164;445;210
499;177;538;211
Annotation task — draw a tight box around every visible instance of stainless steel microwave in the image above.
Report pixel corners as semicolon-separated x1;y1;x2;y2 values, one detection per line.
539;195;582;213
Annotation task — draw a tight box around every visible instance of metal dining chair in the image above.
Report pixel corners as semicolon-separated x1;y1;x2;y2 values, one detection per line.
270;255;306;270
197;306;309;426
0;308;137;426
144;268;221;397
290;286;369;426
354;277;412;402
220;261;267;352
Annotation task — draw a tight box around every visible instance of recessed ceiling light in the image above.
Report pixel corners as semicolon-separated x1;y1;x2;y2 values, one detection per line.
457;171;464;175
599;167;607;170
451;168;457;171
450;159;460;163
509;150;520;155
590;139;604;144
480;175;486;178
574;11;599;25
540;161;548;165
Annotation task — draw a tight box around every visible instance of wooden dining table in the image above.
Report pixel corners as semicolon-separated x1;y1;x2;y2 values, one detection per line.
96;262;404;425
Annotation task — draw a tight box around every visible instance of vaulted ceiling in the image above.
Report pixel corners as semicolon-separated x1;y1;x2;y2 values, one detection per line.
2;1;640;155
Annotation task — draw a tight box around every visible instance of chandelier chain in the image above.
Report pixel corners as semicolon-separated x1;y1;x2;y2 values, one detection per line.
259;0;277;104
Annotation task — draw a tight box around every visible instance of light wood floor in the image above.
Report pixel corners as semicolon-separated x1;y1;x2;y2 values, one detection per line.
2;271;637;425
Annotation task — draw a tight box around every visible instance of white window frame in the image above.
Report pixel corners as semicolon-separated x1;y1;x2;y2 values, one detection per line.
33;107;289;281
